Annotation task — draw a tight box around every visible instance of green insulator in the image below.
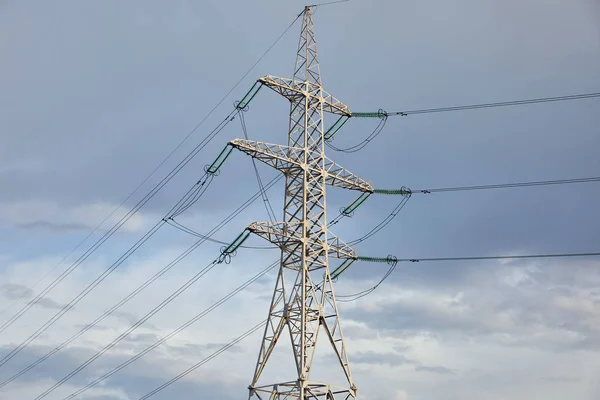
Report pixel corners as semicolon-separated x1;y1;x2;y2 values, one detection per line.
330;258;356;280
206;145;234;175
357;256;387;263
373;186;412;197
235;82;263;110
341;192;372;216
351;109;388;119
324;116;349;141
221;230;251;255
357;255;399;265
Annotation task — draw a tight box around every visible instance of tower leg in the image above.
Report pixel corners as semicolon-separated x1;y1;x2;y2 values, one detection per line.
249;264;288;397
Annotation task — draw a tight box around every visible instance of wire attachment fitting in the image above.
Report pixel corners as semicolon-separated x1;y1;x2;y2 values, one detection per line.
234;100;250;112
386;254;398;266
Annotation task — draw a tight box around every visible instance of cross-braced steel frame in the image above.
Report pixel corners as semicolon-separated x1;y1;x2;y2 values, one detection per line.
229;7;373;399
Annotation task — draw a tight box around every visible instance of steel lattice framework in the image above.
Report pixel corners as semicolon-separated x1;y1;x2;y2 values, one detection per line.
229;6;373;399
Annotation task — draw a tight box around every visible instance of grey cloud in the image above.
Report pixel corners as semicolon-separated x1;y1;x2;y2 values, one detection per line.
110;310;143;326
123;332;162;345
538;375;580;383
0;283;65;310
1;0;599;399
35;296;68;310
344;260;600;353
75;323;113;332
0;283;33;300
415;365;455;375
0;343;240;400
16;221;96;233
165;341;245;359
352;350;416;366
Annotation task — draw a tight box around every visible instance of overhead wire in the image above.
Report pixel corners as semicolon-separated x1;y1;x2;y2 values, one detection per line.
378;92;600;117
170;174;215;218
0;10;301;334
336;256;398;302
411;176;600;194
0;111;236;340
25;21;599;395
138;320;266;400
336;252;600;301
395;252;600;263
239;108;278;222
0;170;217;369
1;174;283;389
20;7;600;398
0;110;245;366
333;174;600;247
347;195;411;246
326;114;388;153
62;260;279;399
309;0;350;7
165;218;276;250
34;172;283;398
330;92;600;157
0;187;148;322
35;257;223;399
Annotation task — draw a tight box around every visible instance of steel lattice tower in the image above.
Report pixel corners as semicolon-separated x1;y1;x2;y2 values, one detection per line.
229;6;372;399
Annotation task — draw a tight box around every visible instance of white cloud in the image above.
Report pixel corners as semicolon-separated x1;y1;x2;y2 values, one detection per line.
1;245;598;400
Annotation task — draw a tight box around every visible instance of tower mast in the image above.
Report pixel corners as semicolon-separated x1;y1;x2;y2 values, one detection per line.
229;6;372;399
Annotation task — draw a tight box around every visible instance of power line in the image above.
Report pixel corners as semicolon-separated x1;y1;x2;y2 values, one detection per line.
326;115;387;153
337;260;397;302
411;176;600;194
338;195;411;246
309;0;350;7
0;112;234;339
331;92;600;156
395;252;600;263
138;321;266;400
35;257;223;399
239;110;278;222
380;92;600;116
0;170;218;368
335;252;600;301
62;261;278;399
0;12;300;334
165;218;277;250
0;175;283;389
167;181;408;251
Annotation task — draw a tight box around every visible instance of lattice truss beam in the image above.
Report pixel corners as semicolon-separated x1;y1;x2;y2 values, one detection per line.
229;6;370;400
258;76;351;116
229;139;373;193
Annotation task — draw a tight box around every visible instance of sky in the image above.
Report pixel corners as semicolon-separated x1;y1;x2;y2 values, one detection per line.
1;0;600;399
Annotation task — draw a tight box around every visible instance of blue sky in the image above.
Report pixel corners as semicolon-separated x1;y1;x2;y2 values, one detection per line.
1;0;600;399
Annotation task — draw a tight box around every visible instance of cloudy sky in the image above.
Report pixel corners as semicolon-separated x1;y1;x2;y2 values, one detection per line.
1;0;600;399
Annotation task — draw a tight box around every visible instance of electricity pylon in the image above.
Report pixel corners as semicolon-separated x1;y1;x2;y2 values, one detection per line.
229;6;372;399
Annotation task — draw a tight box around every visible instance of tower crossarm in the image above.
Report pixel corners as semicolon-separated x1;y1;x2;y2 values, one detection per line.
248;222;357;261
326;235;357;260
229;138;373;192
247;221;302;246
258;75;352;116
